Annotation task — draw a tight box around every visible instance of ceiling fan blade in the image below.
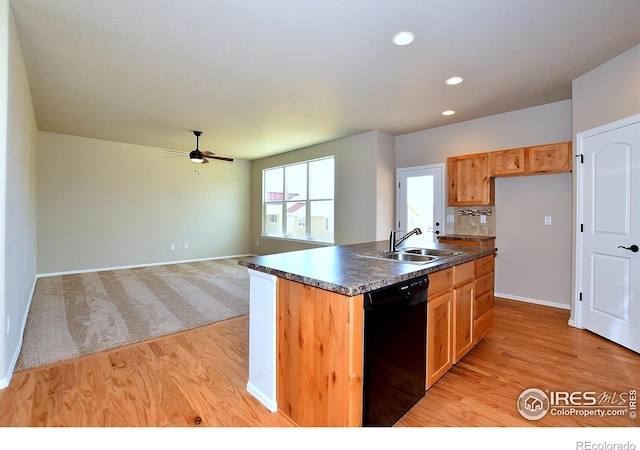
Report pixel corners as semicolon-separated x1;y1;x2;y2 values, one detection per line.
201;158;210;164
163;149;187;155
202;151;234;162
207;156;234;162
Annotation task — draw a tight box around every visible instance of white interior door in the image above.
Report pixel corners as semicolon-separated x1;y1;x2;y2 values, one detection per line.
576;116;640;354
396;164;445;247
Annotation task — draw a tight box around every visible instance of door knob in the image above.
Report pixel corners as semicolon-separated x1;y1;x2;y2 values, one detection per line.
618;244;639;252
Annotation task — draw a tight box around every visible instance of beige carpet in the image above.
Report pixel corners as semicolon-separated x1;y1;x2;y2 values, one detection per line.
15;258;249;372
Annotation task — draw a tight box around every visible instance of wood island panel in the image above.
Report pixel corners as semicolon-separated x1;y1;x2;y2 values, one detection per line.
276;278;364;427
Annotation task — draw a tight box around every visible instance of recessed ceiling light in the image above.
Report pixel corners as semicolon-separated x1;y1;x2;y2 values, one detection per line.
442;110;456;116
445;76;463;85
392;31;415;46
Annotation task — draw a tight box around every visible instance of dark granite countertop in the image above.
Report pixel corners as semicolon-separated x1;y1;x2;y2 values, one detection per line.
238;240;496;297
438;234;496;241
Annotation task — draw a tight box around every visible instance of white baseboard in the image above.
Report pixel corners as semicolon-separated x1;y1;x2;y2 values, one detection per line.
246;381;278;412
36;254;254;278
495;292;571;310
1;275;37;390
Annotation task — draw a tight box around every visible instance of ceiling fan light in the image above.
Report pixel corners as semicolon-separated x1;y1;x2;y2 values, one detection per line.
189;150;204;163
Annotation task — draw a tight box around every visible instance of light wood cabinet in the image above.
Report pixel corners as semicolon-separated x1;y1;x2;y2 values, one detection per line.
453;262;474;363
450;142;572;199
447;153;495;206
473;254;495;343
489;147;526;176
426;289;453;389
426;268;453;389
426;259;494;389
526;141;572;174
487;141;572;177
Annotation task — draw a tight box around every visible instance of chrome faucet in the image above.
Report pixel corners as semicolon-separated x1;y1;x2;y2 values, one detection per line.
389;227;422;252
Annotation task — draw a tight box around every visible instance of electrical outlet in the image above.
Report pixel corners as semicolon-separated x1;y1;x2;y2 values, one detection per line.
480;215;487;224
6;316;10;334
183;243;189;250
446;214;455;223
544;216;552;226
170;243;175;250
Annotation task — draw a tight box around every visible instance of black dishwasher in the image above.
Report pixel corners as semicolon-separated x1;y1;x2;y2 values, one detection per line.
362;275;428;426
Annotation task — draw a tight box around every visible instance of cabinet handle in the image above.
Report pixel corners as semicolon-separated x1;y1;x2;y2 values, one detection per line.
618;244;639;253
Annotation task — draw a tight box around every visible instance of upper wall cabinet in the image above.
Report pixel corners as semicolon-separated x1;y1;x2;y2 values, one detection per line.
488;141;572;177
447;152;495;206
448;141;572;206
526;142;572;174
489;148;526;176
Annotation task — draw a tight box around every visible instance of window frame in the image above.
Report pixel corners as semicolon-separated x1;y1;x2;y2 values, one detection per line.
261;156;335;244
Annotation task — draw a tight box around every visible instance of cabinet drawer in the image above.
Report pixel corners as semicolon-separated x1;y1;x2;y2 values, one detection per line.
474;310;493;344
453;261;474;285
474;290;494;319
475;272;494;298
475;254;494;276
428;268;453;297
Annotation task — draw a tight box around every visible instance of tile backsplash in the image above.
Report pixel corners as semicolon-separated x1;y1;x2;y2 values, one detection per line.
453;207;496;236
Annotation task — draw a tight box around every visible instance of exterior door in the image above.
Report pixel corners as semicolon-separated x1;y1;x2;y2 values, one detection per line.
396;164;444;247
576;115;640;353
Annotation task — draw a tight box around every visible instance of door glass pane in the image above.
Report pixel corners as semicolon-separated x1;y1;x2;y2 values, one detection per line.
407;175;434;245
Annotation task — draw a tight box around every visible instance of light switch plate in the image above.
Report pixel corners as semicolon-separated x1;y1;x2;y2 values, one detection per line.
544;216;552;225
446;214;455;223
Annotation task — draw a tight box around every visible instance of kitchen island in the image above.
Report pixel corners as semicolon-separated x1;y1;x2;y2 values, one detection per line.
238;240;496;426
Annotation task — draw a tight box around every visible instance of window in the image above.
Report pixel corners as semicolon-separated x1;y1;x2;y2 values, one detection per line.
262;156;334;243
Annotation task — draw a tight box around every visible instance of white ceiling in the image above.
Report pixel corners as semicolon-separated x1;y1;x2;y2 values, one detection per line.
10;0;640;160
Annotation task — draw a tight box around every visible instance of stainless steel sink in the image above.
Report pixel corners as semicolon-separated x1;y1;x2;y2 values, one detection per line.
357;248;465;264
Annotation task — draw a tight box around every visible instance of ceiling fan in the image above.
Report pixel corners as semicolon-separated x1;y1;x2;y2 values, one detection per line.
164;131;234;164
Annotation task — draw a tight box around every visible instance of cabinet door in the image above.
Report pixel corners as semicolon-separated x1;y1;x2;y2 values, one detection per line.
453;281;474;363
426;291;453;389
489;148;526;176
447;153;494;206
526;142;572;173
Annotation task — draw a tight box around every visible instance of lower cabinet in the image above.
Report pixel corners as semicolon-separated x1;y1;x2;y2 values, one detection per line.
453;263;474;363
474;255;495;342
426;289;453;389
426;257;494;389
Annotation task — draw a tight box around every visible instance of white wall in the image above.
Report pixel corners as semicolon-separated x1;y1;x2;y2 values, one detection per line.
1;2;38;388
37;132;251;274
396;100;573;307
249;130;395;256
573;43;640;135
570;42;640;322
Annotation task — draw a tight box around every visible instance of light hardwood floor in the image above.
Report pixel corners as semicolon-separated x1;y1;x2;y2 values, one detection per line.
0;298;638;427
